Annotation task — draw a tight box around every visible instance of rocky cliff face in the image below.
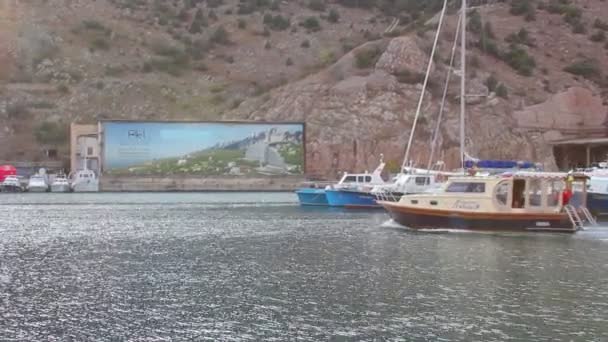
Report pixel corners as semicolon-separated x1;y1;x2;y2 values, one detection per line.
1;0;608;176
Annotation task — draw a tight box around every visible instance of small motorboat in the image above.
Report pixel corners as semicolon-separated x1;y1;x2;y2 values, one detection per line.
27;175;49;192
51;175;71;193
70;169;99;192
1;175;24;192
323;159;388;208
295;156;388;208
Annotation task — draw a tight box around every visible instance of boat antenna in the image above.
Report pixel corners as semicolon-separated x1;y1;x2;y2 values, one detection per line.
427;11;462;173
460;0;467;174
401;0;449;173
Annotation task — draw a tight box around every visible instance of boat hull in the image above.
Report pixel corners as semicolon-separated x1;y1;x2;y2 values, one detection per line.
1;185;23;192
51;184;71;193
295;188;328;206
380;202;576;233
27;186;48;193
325;189;380;208
71;182;99;192
587;192;608;216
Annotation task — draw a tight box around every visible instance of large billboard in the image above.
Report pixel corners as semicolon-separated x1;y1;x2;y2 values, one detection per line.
102;121;304;176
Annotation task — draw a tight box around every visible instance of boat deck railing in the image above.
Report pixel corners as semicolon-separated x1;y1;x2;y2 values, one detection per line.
373;190;402;202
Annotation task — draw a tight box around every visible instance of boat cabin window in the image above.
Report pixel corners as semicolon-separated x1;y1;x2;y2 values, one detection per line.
343;175;357;183
547;180;563;207
494;181;509;206
446;182;485;193
357;176;372;183
512;179;526;208
414;177;430;186
527;179;542;207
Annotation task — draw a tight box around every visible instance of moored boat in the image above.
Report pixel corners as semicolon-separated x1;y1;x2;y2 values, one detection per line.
70;169;99;192
323;160;387;208
51;175;71;193
1;175;24;192
379;172;594;233
27;175;49;192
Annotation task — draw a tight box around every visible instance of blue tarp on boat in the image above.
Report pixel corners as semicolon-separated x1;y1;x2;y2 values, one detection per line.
464;160;536;169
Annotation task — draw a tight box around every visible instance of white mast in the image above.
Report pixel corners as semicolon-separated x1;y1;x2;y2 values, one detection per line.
401;0;449;172
460;0;467;172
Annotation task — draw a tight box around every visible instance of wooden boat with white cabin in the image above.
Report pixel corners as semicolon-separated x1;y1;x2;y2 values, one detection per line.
378;171;596;233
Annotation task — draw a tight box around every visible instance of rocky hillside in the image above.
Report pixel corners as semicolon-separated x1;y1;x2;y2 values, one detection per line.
1;0;607;177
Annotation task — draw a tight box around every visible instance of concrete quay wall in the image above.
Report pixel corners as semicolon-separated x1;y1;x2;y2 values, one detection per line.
100;175;306;192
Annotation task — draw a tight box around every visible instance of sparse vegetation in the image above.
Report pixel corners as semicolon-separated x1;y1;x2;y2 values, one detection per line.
309;0;326;12
503;44;536;76
81;20;111;35
210;26;230;45
395;69;425;84
328;9;340;23
505;28;534;47
301;39;311;48
564;58;602;81
90;37;110;51
300;16;321;31
485;74;498;92
189;9;208;34
495;84;508;98
237;18;247;29
34;122;68;145
263;14;290;31
354;46;381;69
590;31;606;42
57;84;69;94
286;57;293;66
594;19;608;31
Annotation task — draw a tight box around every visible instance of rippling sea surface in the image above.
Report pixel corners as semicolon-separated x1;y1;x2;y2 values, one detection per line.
1;192;607;341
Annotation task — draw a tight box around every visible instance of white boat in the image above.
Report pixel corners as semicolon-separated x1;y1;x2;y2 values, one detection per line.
70;169;99;192
1;175;24;192
27;175;49;192
51;175;71;193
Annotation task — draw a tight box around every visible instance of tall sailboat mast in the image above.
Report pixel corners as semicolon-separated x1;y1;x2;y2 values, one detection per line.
460;0;467;172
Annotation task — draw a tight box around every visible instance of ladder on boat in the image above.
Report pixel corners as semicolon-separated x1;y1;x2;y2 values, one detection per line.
564;205;598;230
580;207;598;226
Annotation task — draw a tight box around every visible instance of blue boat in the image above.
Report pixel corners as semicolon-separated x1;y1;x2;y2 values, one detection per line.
325;189;380;208
295;156;388;207
295;188;328;206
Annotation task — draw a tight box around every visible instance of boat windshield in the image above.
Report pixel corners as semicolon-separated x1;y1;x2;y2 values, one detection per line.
445;182;486;193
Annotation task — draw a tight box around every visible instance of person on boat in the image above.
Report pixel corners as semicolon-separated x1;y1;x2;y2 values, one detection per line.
467;162;479;176
562;174;574;206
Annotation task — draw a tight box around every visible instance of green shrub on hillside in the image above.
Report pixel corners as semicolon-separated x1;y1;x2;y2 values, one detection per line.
510;0;535;18
564;58;602;80
503;45;536;76
505;28;534;46
263;14;290;31
300;16;321;31
210;26;230;45
35;122;68;145
485;74;498;92
495;83;508;98
354;47;381;69
328;9;340;23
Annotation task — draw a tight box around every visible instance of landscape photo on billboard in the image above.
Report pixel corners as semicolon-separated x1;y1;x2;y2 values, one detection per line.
102;121;304;176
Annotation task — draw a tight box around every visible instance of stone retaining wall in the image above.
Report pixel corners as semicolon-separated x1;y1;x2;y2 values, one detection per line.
100;175;305;192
